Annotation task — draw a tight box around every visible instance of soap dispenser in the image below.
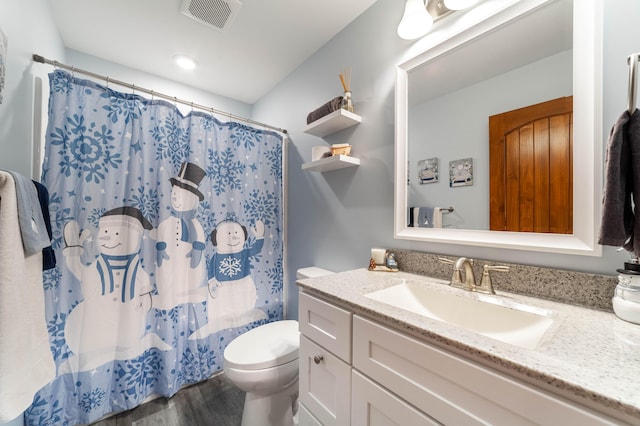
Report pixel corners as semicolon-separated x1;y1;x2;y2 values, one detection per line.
613;257;640;325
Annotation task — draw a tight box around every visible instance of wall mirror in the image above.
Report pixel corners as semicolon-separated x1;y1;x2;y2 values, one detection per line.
394;0;602;255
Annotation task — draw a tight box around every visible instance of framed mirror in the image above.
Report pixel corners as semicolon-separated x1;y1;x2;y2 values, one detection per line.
394;0;602;256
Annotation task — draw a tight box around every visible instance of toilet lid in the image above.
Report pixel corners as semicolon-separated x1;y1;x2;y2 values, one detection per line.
224;320;299;370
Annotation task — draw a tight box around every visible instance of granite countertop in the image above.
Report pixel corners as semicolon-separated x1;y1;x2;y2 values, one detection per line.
297;268;640;424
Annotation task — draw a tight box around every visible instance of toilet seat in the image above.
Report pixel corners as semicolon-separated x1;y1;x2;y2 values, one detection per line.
224;320;299;370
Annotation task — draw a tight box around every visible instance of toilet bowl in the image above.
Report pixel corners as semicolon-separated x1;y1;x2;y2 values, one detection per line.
223;267;333;426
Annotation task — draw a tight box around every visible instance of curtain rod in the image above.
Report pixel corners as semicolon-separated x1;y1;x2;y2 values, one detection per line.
32;54;288;134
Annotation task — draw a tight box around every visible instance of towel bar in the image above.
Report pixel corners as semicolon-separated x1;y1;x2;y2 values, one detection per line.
628;53;639;114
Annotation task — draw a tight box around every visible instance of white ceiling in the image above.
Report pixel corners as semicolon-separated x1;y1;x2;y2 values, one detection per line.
50;0;378;104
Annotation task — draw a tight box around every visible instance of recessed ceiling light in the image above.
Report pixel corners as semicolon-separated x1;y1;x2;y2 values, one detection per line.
174;55;198;70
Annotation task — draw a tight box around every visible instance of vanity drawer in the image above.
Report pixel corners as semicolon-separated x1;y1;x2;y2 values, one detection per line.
299;335;351;426
351;370;440;426
298;402;323;426
299;291;352;362
353;315;616;426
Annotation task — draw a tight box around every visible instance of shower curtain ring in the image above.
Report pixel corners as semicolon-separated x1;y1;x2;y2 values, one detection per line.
132;83;135;94
150;90;154;100
105;76;110;88
71;65;75;78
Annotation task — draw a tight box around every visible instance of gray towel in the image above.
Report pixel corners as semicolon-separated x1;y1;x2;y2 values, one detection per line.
306;96;343;124
414;207;435;228
7;171;50;256
598;109;640;255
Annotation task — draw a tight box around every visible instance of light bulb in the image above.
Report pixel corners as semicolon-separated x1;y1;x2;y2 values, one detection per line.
443;0;481;10
174;55;198;70
397;0;433;40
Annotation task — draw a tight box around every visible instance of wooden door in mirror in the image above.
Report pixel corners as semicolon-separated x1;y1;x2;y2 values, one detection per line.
489;96;573;234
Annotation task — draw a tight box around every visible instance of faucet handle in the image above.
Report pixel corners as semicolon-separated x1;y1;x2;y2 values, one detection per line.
438;257;454;265
478;264;510;294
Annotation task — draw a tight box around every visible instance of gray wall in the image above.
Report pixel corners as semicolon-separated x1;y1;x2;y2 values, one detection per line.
252;0;640;319
0;0;66;179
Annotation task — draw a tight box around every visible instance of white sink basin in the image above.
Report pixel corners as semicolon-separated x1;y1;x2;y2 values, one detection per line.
365;280;555;349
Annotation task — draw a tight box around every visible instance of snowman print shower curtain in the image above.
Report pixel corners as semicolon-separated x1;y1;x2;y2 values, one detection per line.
25;70;284;425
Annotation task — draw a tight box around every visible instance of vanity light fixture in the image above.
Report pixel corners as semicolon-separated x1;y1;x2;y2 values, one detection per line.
397;0;433;40
398;0;483;40
174;54;198;70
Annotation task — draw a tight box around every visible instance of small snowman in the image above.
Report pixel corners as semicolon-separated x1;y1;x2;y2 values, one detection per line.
189;217;267;339
153;162;208;310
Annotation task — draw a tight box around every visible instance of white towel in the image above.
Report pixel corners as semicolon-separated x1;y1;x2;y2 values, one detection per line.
0;171;55;421
433;207;443;228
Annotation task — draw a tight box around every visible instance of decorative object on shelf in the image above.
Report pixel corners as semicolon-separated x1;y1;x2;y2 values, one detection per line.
339;68;354;113
449;157;473;187
417;157;438;184
306;96;344;124
331;143;351;156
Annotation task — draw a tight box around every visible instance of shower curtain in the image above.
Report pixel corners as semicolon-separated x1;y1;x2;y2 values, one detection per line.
25;70;284;425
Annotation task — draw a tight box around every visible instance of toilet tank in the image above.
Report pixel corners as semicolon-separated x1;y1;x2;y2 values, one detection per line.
296;267;334;280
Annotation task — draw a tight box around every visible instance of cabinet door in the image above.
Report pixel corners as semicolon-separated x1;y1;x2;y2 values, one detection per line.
299;291;352;362
352;370;441;426
299;335;351;426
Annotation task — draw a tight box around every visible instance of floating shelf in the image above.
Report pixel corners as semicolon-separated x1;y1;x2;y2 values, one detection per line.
302;155;360;172
303;109;362;137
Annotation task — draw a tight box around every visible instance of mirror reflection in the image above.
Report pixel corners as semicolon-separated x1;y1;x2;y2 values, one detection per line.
406;0;573;232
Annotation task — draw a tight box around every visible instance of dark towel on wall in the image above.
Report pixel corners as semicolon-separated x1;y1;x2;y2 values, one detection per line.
598;109;640;256
306;96;343;124
32;181;56;270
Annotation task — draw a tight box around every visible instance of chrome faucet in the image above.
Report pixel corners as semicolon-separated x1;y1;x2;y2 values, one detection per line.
452;257;476;291
439;257;510;294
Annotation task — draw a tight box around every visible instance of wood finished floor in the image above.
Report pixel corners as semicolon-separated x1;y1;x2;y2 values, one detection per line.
90;374;244;426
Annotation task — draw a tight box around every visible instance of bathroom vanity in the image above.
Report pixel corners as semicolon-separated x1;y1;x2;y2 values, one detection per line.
296;269;640;425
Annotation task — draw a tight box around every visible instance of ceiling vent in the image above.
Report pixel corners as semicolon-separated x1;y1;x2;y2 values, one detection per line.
180;0;242;32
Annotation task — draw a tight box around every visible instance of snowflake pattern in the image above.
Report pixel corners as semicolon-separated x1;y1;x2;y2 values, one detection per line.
29;70;285;425
79;388;107;413
127;187;160;224
243;189;278;226
219;256;242;277
152;114;192;171
48;114;123;184
206;146;245;196
101;90;146;125
229;123;260;149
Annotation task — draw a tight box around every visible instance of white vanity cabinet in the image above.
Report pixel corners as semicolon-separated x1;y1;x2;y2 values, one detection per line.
352;316;618;426
298;289;625;426
298;292;353;426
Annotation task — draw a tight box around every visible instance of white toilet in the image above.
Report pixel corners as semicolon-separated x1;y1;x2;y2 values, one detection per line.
223;267;333;426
